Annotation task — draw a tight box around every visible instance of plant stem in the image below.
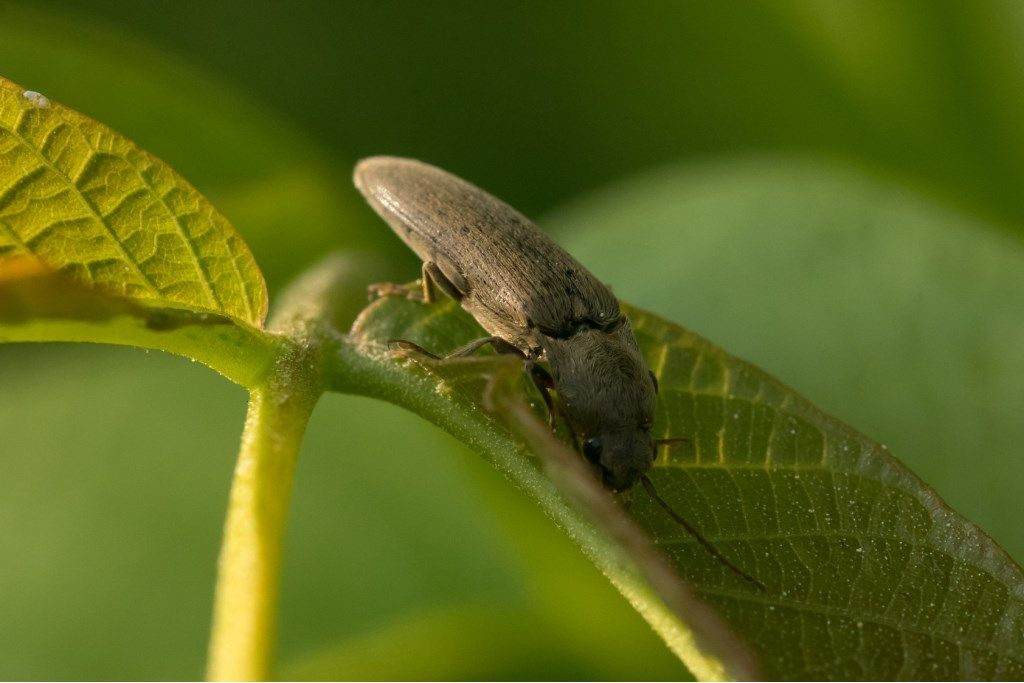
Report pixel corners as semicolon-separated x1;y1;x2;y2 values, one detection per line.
206;366;318;681
205;253;375;680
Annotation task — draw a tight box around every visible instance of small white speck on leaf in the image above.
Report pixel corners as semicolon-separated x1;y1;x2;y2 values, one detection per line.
22;90;50;108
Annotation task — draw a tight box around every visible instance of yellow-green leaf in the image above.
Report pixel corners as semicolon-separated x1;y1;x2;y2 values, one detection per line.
0;76;267;326
0;258;278;387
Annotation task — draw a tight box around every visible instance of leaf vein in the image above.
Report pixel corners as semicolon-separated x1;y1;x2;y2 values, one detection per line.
130;162;220;310
3;124;160;295
695;585;1023;659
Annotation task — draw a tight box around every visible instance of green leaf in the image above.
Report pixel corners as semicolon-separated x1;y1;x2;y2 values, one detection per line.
0;76;267;326
333;295;750;680
550;156;1024;565
0;258;278;387
334;293;1024;680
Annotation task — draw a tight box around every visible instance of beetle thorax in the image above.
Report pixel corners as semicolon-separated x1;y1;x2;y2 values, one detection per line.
538;323;658;490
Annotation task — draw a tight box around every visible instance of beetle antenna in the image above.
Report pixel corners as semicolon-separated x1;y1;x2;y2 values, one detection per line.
640;475;765;591
654;437;689;448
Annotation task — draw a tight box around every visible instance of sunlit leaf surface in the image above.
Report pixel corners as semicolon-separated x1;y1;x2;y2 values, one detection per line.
344;293;1024;680
0;76;267;326
0;258;276;387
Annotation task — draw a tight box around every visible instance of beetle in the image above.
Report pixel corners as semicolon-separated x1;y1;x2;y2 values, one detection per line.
354;157;762;588
355;156;657;489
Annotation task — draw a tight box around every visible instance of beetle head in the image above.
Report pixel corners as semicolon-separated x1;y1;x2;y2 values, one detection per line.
581;429;655;491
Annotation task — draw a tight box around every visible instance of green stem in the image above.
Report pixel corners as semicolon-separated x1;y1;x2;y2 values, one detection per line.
204;253;381;680
206;365;318;681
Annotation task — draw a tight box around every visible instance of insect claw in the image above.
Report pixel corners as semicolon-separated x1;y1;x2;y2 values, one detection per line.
386;338;442;360
368;281;425;302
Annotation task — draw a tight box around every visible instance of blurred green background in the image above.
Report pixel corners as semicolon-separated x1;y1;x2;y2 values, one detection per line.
1;1;1023;679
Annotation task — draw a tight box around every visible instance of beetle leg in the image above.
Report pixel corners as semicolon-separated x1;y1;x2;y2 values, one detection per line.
388;338;443;359
389;335;524;360
368;261;468;304
523;360;556;428
367;281;420;301
419;262;437;303
448;335;521;358
422;261;467;304
524;362;577;444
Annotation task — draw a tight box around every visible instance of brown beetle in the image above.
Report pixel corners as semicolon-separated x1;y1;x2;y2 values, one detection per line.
355;157;761;589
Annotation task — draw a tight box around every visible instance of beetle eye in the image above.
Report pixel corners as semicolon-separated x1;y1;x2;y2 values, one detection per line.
582;437;603;463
